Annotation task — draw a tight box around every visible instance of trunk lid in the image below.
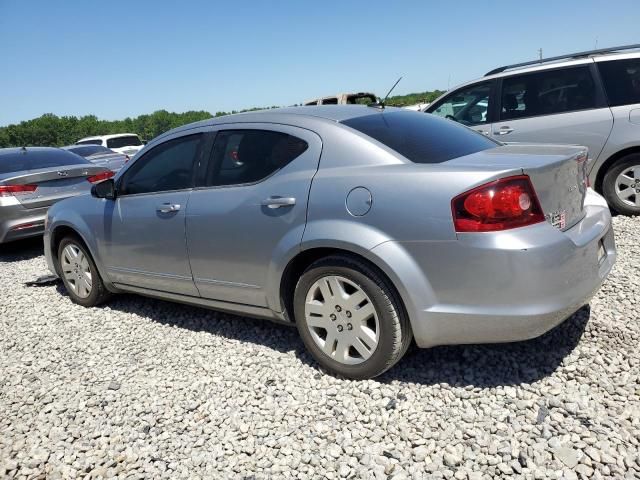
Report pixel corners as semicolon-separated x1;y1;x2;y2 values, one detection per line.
446;144;589;231
0;164;109;209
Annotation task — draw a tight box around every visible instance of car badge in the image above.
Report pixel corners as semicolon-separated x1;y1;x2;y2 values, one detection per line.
57;171;69;177
546;210;566;230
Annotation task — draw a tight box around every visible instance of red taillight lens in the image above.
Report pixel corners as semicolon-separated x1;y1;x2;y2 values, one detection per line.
452;175;545;232
0;184;37;197
87;171;115;184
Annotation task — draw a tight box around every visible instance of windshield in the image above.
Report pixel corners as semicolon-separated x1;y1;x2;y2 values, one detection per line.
341;110;498;164
106;135;142;149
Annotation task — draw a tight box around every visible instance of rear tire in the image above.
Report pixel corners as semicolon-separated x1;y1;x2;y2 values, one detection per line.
293;255;412;379
602;153;640;216
57;236;111;307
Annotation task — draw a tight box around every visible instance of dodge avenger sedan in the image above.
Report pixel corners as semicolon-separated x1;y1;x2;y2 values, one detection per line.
43;106;616;379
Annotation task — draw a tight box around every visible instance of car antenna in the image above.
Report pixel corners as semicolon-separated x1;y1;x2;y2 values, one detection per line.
369;76;403;109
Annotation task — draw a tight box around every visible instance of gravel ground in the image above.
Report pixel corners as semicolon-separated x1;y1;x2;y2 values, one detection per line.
1;217;639;480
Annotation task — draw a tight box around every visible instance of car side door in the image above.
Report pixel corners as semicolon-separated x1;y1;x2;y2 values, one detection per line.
490;64;614;162
100;131;212;296
186;124;322;309
426;80;495;135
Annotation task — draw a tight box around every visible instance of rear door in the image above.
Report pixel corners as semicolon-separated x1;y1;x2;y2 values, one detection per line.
491;64;614;162
186;124;322;308
427;80;495;136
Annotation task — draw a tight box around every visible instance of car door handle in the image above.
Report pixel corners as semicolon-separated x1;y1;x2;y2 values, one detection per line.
475;129;489;135
494;127;514;135
261;196;296;209
156;203;181;213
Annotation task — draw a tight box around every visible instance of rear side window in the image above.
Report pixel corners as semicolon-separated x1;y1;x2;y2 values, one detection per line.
203;130;308;187
341;111;497;164
120;134;204;195
598;58;640;107
0;149;88;174
500;66;597;120
107;135;142;149
76;139;103;145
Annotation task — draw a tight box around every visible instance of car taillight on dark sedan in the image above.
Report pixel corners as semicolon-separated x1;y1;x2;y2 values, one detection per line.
86;171;115;184
452;175;545;232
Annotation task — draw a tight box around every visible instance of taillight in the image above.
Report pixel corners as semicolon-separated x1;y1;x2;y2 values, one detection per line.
452;175;545;232
87;171;115;184
0;184;37;197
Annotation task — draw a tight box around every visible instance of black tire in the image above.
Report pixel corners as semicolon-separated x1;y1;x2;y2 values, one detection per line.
293;255;412;379
602;153;640;216
57;236;111;307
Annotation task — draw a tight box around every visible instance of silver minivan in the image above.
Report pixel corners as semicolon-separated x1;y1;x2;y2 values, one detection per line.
426;44;640;215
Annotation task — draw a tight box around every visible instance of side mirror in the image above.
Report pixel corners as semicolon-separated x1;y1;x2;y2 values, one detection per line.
91;178;116;199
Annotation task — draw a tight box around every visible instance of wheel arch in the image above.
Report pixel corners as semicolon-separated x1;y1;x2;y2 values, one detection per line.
594;146;640;193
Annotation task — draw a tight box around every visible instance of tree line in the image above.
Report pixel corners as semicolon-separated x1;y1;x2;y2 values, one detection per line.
0;90;444;148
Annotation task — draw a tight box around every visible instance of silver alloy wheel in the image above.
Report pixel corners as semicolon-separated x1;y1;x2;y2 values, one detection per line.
61;243;93;299
304;275;380;365
615;165;640;207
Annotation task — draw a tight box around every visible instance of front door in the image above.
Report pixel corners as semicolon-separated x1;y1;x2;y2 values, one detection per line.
102;132;208;296
186;125;322;308
428;81;493;136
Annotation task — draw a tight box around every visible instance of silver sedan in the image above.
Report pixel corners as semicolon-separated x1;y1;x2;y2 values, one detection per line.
43;106;616;379
0;147;113;244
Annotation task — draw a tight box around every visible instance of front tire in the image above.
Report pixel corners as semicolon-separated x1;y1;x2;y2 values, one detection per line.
57;236;111;307
602;153;640;215
294;255;412;379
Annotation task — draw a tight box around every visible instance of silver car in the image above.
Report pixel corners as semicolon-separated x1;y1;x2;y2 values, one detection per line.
43;107;616;379
426;43;640;215
0;147;113;244
62;145;130;172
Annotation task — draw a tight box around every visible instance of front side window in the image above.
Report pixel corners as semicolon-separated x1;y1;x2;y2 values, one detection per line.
120;134;203;195
107;135;142;149
430;83;491;126
500;66;596;120
203;130;308;187
598;58;640;107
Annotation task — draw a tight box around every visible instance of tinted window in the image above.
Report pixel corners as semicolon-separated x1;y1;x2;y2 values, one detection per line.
107;135;142;149
430;83;491;126
120;134;203;195
322;98;338;105
76;139;103;146
0;148;88;174
342;111;498;164
203;130;308;187
598;59;640;107
65;145;112;157
500;66;596;120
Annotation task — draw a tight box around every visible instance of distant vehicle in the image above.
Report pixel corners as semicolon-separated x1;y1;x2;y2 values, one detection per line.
62;145;129;172
76;133;144;157
426;43;640;215
0;147;113;244
44;106;614;379
304;92;377;106
403;102;430;111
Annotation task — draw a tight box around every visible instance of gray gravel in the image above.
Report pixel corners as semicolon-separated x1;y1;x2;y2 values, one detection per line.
1;216;639;479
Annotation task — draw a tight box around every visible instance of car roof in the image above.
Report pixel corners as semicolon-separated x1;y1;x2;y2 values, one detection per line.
77;133;139;141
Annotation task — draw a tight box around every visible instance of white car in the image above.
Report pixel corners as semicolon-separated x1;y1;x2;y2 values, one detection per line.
76;134;145;157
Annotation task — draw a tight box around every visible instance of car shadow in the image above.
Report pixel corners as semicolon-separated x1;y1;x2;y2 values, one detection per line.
0;237;44;263
89;286;590;388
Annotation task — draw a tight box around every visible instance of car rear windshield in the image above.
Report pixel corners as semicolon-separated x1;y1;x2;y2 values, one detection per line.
67;145;112;157
341;110;498;163
76;139;103;145
107;135;142;149
0;149;89;174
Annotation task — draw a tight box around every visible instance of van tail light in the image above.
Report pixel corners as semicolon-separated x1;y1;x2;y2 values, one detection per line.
452;175;545;232
87;171;115;184
0;184;38;197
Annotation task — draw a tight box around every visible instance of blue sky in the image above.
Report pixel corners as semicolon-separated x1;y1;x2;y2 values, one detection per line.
1;0;639;126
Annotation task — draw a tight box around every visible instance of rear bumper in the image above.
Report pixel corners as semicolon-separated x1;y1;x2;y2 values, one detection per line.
0;202;47;244
373;189;616;348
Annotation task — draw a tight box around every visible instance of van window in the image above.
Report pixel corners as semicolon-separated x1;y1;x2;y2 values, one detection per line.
500;66;597;120
107;135;142;149
598;58;640;107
